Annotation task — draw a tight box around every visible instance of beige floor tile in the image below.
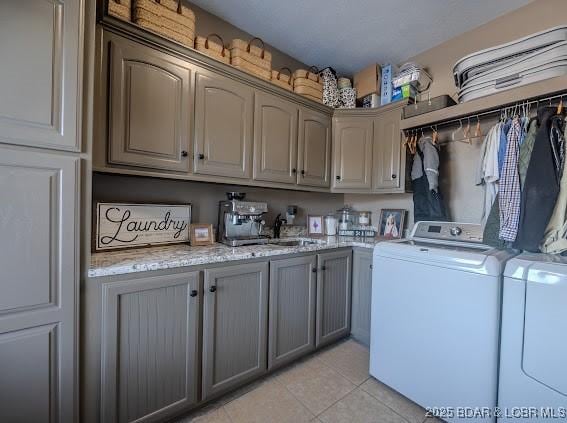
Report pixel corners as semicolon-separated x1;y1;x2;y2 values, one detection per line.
275;355;356;415
189;407;232;423
316;339;370;385
319;388;408;423
361;378;427;423
224;378;314;423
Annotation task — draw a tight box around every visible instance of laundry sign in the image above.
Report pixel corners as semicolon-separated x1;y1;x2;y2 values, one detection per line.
95;203;192;251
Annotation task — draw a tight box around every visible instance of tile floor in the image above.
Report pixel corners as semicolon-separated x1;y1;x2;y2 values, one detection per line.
175;338;439;423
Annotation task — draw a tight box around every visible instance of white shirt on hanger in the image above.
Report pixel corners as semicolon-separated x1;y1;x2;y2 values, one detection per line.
476;123;501;225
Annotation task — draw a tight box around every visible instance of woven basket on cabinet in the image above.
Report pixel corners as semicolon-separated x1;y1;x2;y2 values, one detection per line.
270;67;293;91
229;37;272;80
293;67;323;102
108;0;131;21
195;34;231;64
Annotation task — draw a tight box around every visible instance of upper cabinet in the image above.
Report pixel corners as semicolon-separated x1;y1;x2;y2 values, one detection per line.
298;108;332;188
194;70;254;179
0;0;82;152
106;33;194;172
253;92;298;184
332;117;373;190
373;107;404;191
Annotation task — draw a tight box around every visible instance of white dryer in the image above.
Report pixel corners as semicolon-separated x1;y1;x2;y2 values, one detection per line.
370;221;516;423
498;253;567;421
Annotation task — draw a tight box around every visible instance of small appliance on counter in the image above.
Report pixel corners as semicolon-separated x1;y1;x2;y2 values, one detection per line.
217;192;269;246
336;205;358;230
286;205;298;225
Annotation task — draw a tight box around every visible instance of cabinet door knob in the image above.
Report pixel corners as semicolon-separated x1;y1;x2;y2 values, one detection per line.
336;176;341;181
321;265;326;271
370;264;373;269
198;154;205;160
312;268;317;273
391;174;397;179
190;289;198;297
292;168;297;174
301;170;305;176
181;150;188;157
209;285;217;293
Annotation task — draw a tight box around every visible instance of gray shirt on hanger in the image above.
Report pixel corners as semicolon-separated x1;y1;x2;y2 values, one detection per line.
411;136;440;191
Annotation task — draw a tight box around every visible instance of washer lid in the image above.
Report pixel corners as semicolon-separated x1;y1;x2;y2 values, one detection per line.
504;252;567;280
374;238;512;276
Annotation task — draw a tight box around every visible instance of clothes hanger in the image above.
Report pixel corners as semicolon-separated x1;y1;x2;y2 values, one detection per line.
431;126;438;145
463;117;471;143
451;119;463;142
557;96;563;114
474;115;482;139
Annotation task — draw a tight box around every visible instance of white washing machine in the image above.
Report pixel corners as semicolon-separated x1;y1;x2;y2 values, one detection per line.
498;253;567;421
370;221;516;423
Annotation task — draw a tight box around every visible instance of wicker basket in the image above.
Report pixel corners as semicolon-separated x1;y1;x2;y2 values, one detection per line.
108;0;131;21
294;85;323;100
293;77;323;93
229;38;272;71
293;67;321;83
270;67;293;91
195;34;230;64
301;93;323;103
133;0;195;48
231;56;271;80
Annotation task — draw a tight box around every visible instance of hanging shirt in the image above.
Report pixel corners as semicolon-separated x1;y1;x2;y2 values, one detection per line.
498;118;522;242
411;136;440;191
497;119;511;174
517;118;539;187
515;108;565;251
476;124;501;225
541;117;567;254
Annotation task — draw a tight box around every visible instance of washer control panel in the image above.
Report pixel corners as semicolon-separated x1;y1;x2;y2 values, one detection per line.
411;221;483;243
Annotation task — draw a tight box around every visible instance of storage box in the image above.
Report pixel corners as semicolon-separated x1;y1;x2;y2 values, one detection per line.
392;84;417;101
403;95;457;118
353;63;381;99
362;93;380;108
380;63;398;105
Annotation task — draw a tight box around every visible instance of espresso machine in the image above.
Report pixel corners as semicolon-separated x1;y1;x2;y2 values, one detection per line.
217;192;269;246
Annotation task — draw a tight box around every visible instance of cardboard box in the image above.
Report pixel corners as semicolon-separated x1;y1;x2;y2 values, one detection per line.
353;63;381;99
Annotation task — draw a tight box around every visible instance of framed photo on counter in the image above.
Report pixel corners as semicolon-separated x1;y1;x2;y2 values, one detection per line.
190;224;214;246
307;215;325;237
378;209;406;239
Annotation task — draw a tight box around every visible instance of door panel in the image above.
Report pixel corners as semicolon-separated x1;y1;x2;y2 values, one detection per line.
107;34;192;172
194;71;253;179
0;146;78;423
298;109;331;187
332;118;373;189
350;250;373;346
202;262;268;399
268;256;317;369
373;108;402;190
0;0;81;151
101;272;200;423
253;92;298;184
316;250;352;347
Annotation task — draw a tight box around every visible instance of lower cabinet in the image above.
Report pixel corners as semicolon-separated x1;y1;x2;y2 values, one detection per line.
316;250;352;347
202;262;269;400
350;249;373;346
268;256;317;370
100;272;201;423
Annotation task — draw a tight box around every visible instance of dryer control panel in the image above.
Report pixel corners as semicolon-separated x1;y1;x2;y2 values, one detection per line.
410;221;484;243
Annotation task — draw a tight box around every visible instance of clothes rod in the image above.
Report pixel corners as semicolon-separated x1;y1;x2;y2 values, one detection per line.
403;91;567;134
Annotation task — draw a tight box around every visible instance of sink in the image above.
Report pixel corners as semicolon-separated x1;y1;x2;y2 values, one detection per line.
269;239;319;247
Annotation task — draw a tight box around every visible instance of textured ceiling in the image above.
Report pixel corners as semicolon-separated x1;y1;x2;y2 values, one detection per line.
189;0;533;75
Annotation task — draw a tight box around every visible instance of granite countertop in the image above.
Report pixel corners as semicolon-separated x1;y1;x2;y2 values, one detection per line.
88;236;383;278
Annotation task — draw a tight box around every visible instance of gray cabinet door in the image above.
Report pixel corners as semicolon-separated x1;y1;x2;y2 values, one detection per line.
332;117;373;190
101;272;200;423
0;146;78;423
298;108;332;187
106;33;193;172
316;250;352;348
351;249;373;347
194;70;254;179
202;262;269;399
268;256;317;370
0;0;81;152
253;92;298;184
373;108;403;191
